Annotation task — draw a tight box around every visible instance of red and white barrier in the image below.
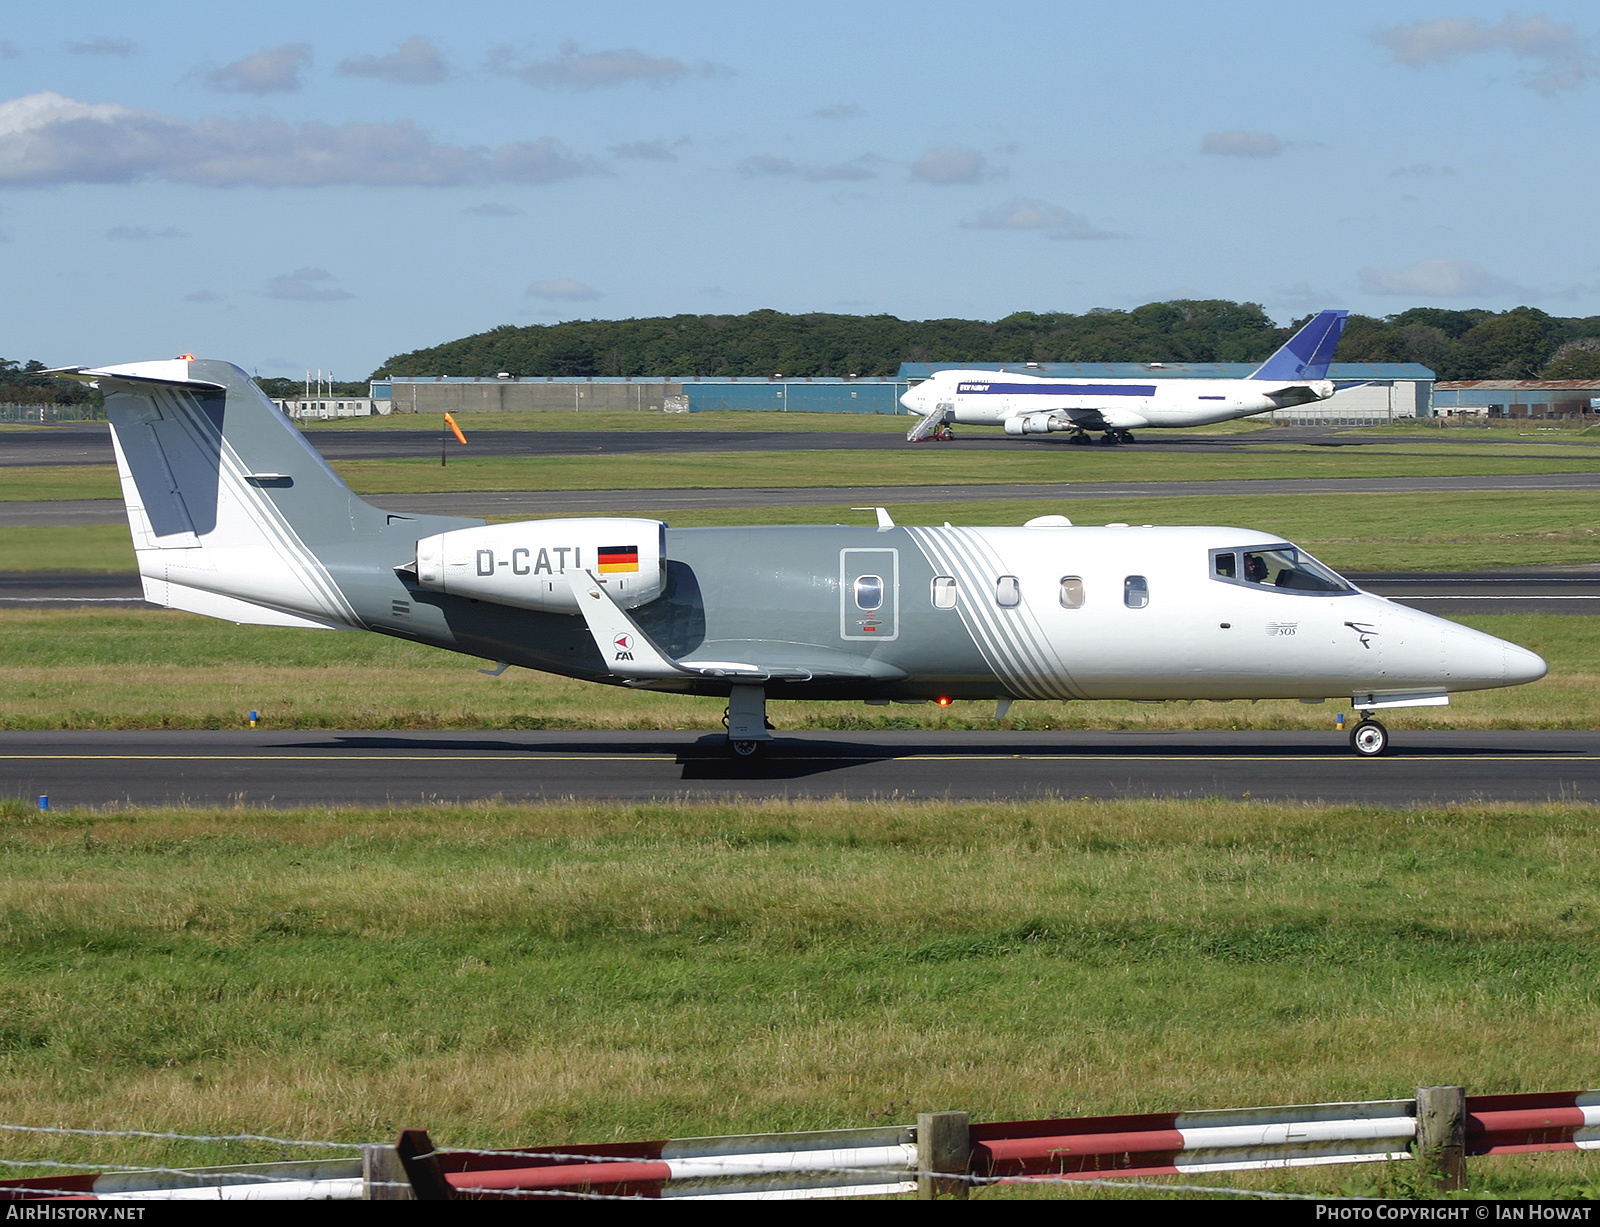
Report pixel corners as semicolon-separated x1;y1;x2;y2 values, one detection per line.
2;1089;1594;1201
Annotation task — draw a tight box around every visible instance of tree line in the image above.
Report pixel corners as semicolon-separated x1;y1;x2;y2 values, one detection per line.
0;359;97;404
373;301;1600;383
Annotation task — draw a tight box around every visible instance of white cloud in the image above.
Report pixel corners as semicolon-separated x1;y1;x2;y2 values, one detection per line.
1200;130;1286;158
737;154;796;177
337;36;447;86
265;267;354;302
67;38;136;57
610;137;689;161
909;146;993;184
1359;257;1524;298
106;225;186;240
0;92;605;188
527;278;600;300
737;152;877;182
1272;282;1342;309
491;42;731;90
1373;15;1593;94
205;44;312;95
803;160;875;182
961;198;1122;240
464;202;522;216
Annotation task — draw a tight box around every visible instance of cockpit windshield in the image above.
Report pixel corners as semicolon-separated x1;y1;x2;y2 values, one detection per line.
1210;545;1353;595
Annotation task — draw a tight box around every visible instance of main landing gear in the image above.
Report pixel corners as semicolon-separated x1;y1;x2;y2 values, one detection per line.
724;684;774;758
1095;429;1138;446
1349;714;1389;757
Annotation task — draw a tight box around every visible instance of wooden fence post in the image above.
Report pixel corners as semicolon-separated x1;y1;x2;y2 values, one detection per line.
1414;1085;1467;1192
395;1128;455;1200
917;1111;971;1201
362;1143;415;1200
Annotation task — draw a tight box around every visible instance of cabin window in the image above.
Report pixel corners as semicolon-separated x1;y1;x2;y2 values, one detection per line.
1124;575;1149;608
1059;576;1085;608
1213;552;1237;579
931;576;958;609
995;575;1021;607
854;575;884;610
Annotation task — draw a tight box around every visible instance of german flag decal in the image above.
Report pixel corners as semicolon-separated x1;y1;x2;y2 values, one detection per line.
597;545;640;573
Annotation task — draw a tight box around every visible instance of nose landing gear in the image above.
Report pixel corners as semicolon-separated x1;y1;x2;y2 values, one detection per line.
1349;714;1389;757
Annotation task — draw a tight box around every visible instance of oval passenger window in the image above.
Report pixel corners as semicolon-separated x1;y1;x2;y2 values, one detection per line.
995;575;1021;607
1124;575;1149;608
1059;576;1084;609
931;576;957;609
855;575;883;610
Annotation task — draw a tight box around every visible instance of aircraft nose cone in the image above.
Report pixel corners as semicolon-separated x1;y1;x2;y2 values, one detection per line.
1504;643;1548;686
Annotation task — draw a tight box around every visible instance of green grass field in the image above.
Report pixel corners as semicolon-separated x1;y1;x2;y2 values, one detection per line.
8;434;1600;504
0;608;1587;731
1;796;1596;1198
7;490;1597;574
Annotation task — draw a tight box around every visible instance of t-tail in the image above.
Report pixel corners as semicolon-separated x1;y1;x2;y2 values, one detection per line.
1249;310;1348;382
50;358;479;628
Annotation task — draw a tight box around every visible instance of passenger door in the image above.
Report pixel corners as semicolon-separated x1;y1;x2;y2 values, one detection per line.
840;548;898;641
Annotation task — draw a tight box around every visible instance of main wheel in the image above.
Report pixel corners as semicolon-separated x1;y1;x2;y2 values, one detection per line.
1349;719;1389;757
728;739;765;758
1068;433;1090;446
1116;430;1137;444
1097;432;1120;446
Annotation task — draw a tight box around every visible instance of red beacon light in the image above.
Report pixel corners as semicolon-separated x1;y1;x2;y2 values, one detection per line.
176;353;196;360
936;696;952;707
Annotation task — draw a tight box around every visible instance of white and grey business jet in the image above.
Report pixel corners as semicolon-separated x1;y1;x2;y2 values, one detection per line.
902;310;1350;445
53;355;1544;759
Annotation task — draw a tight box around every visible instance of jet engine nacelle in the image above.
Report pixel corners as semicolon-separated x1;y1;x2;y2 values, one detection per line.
413;518;666;614
1003;411;1064;436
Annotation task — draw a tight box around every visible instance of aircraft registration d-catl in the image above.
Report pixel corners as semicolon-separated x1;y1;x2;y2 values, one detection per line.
902;310;1354;444
53;358;1546;759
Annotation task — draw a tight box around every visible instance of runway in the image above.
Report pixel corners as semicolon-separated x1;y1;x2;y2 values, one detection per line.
9;471;1600;527
5;729;1597;808
8;423;1599;467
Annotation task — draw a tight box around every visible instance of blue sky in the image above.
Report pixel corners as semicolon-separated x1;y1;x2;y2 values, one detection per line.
2;0;1597;376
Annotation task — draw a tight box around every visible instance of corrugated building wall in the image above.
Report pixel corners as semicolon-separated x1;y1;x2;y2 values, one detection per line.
372;376;911;415
1433;381;1600;418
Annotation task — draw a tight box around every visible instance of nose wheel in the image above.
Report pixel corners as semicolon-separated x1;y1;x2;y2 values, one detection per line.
1349;717;1389;757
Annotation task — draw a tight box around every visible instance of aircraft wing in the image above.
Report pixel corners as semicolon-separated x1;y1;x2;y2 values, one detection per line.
565;570;903;683
1060;405;1150;430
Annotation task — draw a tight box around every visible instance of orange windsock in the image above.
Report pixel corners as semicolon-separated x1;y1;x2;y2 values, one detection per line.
444;413;467;446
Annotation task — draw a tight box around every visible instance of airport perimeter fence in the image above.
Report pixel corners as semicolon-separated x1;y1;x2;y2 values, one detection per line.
0;1086;1593;1202
0;403;102;423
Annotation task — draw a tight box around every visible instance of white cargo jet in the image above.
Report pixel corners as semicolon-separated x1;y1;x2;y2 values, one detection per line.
902;310;1350;444
54;354;1545;759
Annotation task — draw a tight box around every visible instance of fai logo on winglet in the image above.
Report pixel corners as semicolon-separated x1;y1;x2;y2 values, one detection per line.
613;633;634;661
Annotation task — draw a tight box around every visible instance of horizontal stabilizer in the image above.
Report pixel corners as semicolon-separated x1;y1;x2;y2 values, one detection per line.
47;361;226;391
1250;310;1348;382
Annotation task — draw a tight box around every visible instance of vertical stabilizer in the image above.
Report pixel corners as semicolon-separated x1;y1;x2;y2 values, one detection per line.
53;359;401;627
1249;310;1348;381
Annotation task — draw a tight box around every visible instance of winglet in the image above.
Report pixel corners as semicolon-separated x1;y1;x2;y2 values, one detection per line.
1249;311;1348;381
